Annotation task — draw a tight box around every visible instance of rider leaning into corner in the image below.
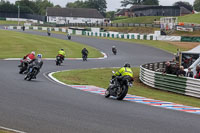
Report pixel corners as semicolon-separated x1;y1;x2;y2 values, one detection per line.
81;48;89;56
112;46;117;54
58;49;66;62
18;51;36;67
26;54;43;79
113;63;134;86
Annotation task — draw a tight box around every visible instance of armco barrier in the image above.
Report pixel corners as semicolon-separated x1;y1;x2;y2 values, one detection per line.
9;26;198;42
181;36;200;42
140;62;200;98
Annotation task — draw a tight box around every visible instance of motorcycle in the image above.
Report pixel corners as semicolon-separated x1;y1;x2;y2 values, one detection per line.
19;60;28;74
56;55;62;66
112;48;117;55
24;66;40;81
105;71;133;100
67;35;71;40
82;54;88;61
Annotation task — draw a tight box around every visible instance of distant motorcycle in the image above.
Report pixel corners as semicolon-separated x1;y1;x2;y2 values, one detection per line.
82;54;88;61
24;66;40;81
47;32;51;36
56;55;62;66
105;71;133;100
67;35;71;40
112;48;117;55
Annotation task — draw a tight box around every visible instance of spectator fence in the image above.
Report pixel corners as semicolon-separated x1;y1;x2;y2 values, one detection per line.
140;62;200;98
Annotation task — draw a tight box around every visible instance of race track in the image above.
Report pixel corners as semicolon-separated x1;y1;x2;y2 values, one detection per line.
0;29;200;133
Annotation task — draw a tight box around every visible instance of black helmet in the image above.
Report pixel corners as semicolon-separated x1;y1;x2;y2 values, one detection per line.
61;49;64;51
124;63;131;68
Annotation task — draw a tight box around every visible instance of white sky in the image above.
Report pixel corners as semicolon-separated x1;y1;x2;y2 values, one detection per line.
6;0;196;11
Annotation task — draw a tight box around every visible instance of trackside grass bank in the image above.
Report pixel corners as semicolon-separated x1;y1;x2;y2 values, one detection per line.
0;20;24;25
110;38;187;53
0;30;103;59
0;130;13;133
85;36;191;53
53;68;200;108
112;14;200;24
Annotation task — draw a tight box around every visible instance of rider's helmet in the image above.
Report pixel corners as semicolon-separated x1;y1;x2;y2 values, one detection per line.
37;54;42;58
31;51;35;55
61;49;64;51
112;46;116;48
124;63;131;68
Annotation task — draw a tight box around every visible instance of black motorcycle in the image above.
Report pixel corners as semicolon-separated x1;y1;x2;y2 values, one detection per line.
112;48;117;55
82;54;88;61
67;35;71;40
56;55;62;66
19;61;28;74
24;66;39;81
105;71;133;100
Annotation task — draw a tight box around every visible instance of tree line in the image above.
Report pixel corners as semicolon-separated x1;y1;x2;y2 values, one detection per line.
0;0;107;16
0;0;54;15
121;0;200;12
0;0;200;17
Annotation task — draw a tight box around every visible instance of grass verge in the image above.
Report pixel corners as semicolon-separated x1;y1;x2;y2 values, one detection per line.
0;130;14;133
112;16;162;24
103;27;159;34
112;14;200;24
109;38;188;53
0;20;24;25
53;68;200;108
0;30;102;59
82;35;191;53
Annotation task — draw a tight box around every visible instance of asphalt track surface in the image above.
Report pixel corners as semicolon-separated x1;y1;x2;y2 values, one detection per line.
0;29;200;133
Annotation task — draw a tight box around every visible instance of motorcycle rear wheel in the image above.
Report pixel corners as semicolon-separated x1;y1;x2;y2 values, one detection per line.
116;85;128;100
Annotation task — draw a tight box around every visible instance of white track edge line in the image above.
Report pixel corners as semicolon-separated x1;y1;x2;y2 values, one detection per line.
0;126;26;133
3;52;107;61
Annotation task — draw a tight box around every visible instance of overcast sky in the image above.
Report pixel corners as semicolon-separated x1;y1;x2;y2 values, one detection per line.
7;0;195;11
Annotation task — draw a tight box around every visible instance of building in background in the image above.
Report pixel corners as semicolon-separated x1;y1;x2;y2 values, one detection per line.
115;8;133;17
116;5;192;17
46;7;104;24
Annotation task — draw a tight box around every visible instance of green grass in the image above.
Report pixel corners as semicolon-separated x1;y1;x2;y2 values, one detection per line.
53;68;200;108
110;38;188;53
0;20;24;25
0;30;102;59
112;14;200;24
83;36;189;53
112;16;162;24
0;130;13;133
104;27;159;34
178;13;200;24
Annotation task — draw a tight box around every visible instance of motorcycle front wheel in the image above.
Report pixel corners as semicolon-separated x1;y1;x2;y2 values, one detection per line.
105;87;111;98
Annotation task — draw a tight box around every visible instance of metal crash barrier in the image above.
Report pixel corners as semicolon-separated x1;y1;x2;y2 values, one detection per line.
140;62;200;98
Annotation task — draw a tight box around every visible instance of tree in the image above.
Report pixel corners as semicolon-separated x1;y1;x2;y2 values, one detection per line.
35;0;54;15
86;0;107;16
121;0;159;7
66;1;87;8
173;1;193;12
106;11;115;20
194;0;200;12
0;0;55;15
143;0;159;5
66;0;107;16
55;5;61;8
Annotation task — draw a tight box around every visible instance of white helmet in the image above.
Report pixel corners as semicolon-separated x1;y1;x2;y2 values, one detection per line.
31;51;35;55
112;46;116;48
